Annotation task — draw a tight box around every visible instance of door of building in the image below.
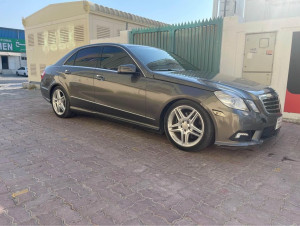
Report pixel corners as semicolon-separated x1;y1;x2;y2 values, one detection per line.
1;56;9;69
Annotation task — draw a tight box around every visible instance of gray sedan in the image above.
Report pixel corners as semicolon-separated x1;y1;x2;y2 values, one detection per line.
41;44;282;151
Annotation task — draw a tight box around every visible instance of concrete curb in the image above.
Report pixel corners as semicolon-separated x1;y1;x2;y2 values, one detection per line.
22;82;40;90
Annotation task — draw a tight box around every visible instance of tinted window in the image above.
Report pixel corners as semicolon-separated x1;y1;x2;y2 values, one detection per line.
64;52;77;66
100;46;135;71
126;45;197;71
74;47;101;68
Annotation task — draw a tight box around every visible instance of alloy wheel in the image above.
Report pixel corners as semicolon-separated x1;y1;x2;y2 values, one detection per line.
52;89;66;115
167;105;205;147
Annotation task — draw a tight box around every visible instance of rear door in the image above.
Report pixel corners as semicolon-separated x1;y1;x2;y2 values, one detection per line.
93;45;150;124
61;46;101;109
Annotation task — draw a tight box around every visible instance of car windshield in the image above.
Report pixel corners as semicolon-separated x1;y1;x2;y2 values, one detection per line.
127;45;198;71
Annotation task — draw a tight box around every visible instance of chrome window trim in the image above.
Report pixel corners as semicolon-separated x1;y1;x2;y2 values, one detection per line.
70;95;155;121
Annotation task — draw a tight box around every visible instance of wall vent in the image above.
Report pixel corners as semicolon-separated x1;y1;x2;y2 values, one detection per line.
37;32;44;46
48;30;56;44
28;34;34;46
97;26;110;39
74;25;84;42
30;64;37;76
60;28;69;43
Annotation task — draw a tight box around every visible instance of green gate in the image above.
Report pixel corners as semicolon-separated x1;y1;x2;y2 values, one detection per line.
129;18;223;76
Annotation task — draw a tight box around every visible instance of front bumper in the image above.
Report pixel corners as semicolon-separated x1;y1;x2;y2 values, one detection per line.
208;99;282;147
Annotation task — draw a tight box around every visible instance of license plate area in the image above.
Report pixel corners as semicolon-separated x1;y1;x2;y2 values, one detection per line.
275;116;283;130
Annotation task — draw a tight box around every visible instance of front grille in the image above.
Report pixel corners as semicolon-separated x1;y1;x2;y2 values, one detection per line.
260;93;281;114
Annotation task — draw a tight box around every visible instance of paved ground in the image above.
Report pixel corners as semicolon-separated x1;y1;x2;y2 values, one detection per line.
0;74;27;90
0;88;299;225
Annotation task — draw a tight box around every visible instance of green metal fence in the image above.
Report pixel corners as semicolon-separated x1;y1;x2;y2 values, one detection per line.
129;18;223;76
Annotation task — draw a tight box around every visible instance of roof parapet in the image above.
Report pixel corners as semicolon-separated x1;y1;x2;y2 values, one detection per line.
87;1;167;27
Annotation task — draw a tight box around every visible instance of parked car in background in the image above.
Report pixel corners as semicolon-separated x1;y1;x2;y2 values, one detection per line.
40;43;282;152
16;67;28;77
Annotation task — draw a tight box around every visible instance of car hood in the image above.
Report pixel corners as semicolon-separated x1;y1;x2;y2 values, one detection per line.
153;70;274;99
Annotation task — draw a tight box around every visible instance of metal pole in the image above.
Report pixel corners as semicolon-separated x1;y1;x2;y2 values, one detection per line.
224;0;227;17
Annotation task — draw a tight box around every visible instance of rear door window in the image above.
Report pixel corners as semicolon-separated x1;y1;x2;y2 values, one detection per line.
64;53;77;66
100;46;135;71
74;47;101;68
72;47;101;68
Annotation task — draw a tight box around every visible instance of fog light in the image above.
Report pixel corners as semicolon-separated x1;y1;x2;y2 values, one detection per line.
235;133;249;139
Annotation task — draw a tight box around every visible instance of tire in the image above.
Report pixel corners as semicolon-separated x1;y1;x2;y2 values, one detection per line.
16;72;19;76
51;86;73;118
164;100;214;152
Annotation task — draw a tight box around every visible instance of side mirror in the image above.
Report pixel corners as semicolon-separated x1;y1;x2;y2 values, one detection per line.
118;64;137;74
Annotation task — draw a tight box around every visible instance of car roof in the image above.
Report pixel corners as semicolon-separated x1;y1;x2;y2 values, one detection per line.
75;43;149;49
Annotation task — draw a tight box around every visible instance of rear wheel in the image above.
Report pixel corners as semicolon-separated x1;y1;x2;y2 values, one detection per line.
16;72;19;76
51;87;73;118
164;100;214;152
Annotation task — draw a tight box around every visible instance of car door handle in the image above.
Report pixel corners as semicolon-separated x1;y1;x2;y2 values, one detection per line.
96;75;105;81
65;69;71;74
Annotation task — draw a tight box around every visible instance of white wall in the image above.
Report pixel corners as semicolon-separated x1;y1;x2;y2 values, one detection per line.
20;53;27;67
245;0;300;22
220;16;300;121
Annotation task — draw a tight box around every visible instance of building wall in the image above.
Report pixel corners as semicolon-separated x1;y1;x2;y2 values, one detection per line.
219;16;300;121
24;13;145;82
24;15;89;82
213;0;300;22
0;27;26;74
0;52;27;74
23;1;165;83
244;0;300;22
90;30;130;44
89;14;147;41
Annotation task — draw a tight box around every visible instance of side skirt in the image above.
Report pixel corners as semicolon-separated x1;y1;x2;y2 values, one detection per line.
70;106;160;131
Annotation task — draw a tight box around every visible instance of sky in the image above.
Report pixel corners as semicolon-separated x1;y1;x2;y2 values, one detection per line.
0;0;213;30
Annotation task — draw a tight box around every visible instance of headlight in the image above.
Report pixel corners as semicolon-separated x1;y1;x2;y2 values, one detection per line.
215;91;248;111
246;100;260;113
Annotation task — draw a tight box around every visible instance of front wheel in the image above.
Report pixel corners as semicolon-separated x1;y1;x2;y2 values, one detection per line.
51;87;73;118
164;100;214;152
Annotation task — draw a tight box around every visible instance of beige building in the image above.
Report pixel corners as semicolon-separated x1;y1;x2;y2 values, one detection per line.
22;1;166;83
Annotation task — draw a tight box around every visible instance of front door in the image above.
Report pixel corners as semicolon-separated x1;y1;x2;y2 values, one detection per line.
93;46;149;124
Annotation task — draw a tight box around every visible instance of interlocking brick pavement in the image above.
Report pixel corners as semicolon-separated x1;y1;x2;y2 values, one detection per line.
0;89;299;225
